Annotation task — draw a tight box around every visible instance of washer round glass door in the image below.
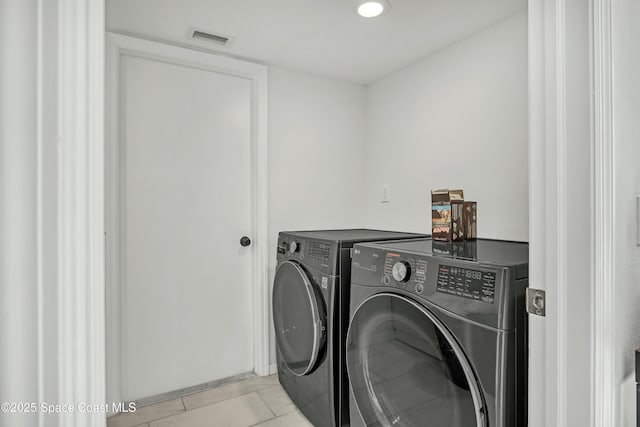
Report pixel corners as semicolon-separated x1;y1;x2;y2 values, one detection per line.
273;260;326;376
346;293;485;427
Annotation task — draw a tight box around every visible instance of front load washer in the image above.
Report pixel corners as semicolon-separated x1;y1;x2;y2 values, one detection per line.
346;238;529;427
272;229;428;427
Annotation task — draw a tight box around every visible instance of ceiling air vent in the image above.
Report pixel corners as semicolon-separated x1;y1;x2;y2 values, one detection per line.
191;30;230;46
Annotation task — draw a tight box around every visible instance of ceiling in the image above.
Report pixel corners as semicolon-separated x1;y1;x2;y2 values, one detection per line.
107;0;526;85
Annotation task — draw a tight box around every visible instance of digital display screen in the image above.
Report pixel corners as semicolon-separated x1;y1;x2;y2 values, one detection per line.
436;264;496;304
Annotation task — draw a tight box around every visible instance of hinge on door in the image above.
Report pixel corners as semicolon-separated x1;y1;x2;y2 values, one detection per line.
526;288;546;317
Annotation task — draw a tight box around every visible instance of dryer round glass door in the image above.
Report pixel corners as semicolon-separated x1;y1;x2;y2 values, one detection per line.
346;293;486;427
272;260;326;376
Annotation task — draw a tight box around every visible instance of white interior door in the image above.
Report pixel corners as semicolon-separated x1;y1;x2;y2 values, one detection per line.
120;53;253;401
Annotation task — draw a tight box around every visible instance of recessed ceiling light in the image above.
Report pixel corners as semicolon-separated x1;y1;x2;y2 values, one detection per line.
356;0;390;18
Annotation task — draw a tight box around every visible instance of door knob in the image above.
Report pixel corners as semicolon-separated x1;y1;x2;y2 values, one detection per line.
240;236;251;247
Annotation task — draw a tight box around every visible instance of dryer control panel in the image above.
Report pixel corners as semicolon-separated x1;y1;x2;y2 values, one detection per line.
277;233;338;275
307;241;331;262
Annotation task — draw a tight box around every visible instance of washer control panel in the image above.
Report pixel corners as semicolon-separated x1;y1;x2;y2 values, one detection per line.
351;240;523;330
436;264;496;304
353;245;502;306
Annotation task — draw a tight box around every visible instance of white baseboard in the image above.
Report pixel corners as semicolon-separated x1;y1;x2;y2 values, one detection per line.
269;363;277;375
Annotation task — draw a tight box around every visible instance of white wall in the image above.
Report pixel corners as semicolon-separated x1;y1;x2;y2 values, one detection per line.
0;2;39;426
613;0;640;423
267;67;367;363
363;10;528;241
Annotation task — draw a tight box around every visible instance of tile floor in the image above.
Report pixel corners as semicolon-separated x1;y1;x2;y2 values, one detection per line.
107;375;313;427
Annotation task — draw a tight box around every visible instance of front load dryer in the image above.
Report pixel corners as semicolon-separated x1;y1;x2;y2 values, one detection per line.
272;229;427;427
346;238;529;427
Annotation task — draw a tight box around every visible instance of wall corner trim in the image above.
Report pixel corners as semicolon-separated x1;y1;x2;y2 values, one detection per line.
591;0;616;425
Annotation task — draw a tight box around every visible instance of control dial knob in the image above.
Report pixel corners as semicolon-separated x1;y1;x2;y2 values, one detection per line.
391;261;411;282
289;241;299;253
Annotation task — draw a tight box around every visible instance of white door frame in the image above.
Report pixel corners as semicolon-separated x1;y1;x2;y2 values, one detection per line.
528;0;615;426
55;1;107;426
105;33;270;405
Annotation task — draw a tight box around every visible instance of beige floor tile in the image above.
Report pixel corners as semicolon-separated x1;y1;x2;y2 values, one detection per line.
256;385;296;417
107;398;185;427
250;411;313;427
182;375;279;411
150;392;274;427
